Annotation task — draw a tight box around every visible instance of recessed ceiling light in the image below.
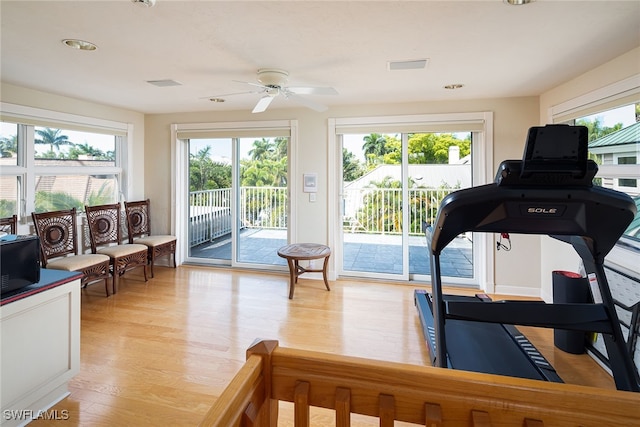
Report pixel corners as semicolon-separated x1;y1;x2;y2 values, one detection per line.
444;84;464;90
504;0;532;5
209;98;225;103
62;39;97;51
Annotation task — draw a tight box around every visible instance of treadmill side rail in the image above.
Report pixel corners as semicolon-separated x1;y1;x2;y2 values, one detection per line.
444;300;613;333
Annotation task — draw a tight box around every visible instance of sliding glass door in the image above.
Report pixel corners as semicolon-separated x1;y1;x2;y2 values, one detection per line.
186;135;288;268
337;125;478;283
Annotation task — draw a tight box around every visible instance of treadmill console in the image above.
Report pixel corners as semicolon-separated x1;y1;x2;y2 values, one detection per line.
495;124;596;187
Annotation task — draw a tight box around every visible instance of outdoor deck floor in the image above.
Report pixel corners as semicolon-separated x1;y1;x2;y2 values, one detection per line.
190;229;473;278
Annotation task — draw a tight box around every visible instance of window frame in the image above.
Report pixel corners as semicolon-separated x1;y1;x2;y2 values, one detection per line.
0;102;129;221
547;74;640;266
328;112;494;289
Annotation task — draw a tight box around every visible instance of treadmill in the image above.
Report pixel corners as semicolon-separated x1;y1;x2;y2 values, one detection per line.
414;124;640;392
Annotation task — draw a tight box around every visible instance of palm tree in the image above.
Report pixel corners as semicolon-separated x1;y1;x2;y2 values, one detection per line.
270;157;288;187
68;142;106;159
274;137;288;158
190;146;212;191
362;133;387;162
576;117;622;141
0;134;17;157
248;138;275;161
35;128;72;155
343;148;365;181
189;146;231;192
358;176;403;233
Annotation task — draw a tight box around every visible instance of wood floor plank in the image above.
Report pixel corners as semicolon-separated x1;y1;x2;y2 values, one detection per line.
29;265;614;426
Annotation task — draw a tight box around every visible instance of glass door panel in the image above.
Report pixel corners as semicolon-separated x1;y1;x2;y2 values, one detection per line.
341;133;406;278
407;132;473;280
187;136;289;268
188;138;233;262
236;137;288;266
340;131;474;281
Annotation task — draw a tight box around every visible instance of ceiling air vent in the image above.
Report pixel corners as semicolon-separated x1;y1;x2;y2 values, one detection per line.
387;59;429;71
146;79;182;87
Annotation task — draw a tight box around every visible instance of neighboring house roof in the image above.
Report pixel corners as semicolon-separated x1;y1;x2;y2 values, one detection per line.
625;196;640;239
588;121;640;148
344;164;471;191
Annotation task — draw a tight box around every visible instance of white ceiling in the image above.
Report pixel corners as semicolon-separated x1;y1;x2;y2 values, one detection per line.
1;0;639;115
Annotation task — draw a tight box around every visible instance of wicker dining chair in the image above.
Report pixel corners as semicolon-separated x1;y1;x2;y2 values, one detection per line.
85;203;148;294
0;214;17;234
32;208;111;296
124;199;176;278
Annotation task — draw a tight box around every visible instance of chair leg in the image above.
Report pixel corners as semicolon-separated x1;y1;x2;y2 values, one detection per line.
112;269;118;294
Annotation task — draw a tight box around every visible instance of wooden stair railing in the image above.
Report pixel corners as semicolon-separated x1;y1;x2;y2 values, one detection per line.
200;339;640;427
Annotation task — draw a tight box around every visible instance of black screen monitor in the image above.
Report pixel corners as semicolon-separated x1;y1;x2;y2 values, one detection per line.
0;235;41;295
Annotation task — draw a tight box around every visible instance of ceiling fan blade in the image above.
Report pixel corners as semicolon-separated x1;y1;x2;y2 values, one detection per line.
285;92;328;112
287;86;338;96
234;79;268;90
252;96;275;113
199;91;255;99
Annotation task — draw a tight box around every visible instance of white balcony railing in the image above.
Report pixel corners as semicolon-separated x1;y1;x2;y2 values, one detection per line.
188;186;457;247
189;187;288;247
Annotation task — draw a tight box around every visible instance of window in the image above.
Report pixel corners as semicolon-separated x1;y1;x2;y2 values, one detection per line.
0;103;128;220
0;122;19;217
551;76;640;250
571;104;639;242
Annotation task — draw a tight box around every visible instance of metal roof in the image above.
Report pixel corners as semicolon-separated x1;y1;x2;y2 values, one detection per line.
589;121;640;148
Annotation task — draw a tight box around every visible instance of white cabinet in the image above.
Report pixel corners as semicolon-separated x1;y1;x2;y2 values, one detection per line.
1;271;80;427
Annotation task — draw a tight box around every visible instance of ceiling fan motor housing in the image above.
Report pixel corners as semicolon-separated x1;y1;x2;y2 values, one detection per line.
257;69;289;88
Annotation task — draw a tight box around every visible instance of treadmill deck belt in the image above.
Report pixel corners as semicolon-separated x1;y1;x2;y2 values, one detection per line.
415;291;562;382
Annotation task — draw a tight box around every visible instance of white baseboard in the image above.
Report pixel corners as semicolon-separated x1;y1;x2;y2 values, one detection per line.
493;284;541;298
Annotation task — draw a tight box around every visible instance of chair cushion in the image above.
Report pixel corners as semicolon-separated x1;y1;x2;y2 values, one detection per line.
134;235;176;247
47;254;110;271
97;244;148;258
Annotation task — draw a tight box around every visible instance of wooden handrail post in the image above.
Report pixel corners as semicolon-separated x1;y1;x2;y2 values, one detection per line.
471;410;492;427
425;402;442;427
379;394;395;427
294;381;310;427
246;339;279;427
335;387;351;427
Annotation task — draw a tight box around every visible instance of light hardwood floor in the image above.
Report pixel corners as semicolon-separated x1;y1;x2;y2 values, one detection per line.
31;265;614;426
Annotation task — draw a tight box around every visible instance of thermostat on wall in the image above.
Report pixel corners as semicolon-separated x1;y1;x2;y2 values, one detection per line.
303;173;317;193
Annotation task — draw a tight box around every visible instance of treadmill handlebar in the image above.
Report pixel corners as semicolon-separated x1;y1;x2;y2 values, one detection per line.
429;124;636;257
430;184;635;258
444;300;614;333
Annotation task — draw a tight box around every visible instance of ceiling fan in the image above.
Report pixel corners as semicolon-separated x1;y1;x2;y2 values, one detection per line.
208;69;338;113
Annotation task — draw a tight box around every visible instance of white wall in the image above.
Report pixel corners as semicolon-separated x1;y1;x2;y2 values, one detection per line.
146;96;543;294
537;47;640;301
